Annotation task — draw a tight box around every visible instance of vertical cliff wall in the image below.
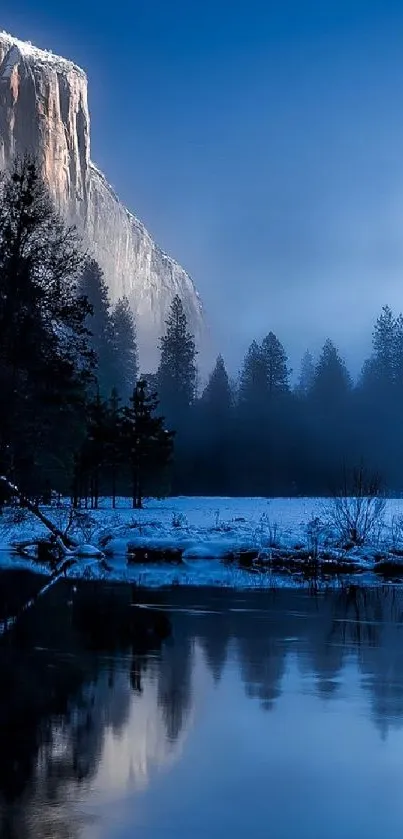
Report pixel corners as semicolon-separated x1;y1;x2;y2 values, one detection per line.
0;31;205;368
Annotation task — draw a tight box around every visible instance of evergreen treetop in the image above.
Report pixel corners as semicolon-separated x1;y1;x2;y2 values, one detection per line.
79;258;117;397
157;295;197;424
261;331;290;395
202;355;233;415
297;350;315;396
112;296;138;403
238;340;267;408
120;380;174;508
312;339;351;403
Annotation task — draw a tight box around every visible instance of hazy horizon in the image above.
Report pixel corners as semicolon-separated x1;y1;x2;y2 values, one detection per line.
2;1;403;376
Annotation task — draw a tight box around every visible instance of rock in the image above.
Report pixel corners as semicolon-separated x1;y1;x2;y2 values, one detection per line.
75;544;103;558
223;549;259;568
0;31;206;369
374;556;403;578
37;539;58;565
127;546;183;565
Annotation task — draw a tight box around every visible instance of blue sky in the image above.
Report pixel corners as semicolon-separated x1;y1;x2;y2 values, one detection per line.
3;1;403;373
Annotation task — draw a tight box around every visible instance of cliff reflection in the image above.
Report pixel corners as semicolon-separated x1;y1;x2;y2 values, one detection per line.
0;578;190;839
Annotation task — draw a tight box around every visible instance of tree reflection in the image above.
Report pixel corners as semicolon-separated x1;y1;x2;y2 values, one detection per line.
188;587;403;735
157;636;193;743
2;581;403;838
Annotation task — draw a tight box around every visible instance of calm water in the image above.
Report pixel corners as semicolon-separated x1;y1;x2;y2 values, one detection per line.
1;582;403;838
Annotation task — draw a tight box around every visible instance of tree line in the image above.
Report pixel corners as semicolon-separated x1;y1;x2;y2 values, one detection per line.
98;251;403;498
174;307;403;496
1;157;403;503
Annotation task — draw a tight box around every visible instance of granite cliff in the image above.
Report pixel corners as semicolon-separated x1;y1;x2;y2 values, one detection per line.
0;31;205;367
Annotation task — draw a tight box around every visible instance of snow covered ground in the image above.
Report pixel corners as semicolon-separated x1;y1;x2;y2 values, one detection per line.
1;496;403;588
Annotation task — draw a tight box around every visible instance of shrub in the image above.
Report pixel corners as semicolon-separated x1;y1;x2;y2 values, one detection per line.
306;516;323;561
326;465;385;546
172;512;188;529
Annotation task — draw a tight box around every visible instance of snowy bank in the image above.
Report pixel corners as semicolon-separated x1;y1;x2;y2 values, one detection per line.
2;496;403;588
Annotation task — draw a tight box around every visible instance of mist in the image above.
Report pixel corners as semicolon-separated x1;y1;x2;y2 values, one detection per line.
88;5;403;377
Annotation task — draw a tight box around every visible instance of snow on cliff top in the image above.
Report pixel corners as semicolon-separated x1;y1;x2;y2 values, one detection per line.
0;31;86;76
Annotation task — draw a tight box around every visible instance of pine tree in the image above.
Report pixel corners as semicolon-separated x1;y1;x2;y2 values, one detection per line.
261;332;290;396
238;341;267;409
79;258;116;397
156;296;197;428
73;391;109;508
0;156;93;495
202;355;233;417
296;350;315;396
358;307;403;489
312;339;351;404
105;387;123;508
196;355;234;493
236;341;267;494
120;380;174;508
394;313;403;391
361;306;403;394
111;296;138;403
372;305;396;388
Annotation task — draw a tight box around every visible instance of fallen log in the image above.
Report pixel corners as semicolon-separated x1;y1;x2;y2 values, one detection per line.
0;476;78;550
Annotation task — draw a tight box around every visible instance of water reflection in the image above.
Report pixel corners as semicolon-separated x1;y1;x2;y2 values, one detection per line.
1;584;403;837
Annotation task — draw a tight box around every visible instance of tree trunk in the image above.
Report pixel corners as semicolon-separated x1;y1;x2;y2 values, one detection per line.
112;464;116;509
132;461;142;509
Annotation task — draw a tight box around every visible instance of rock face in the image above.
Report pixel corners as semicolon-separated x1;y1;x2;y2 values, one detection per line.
0;31;205;368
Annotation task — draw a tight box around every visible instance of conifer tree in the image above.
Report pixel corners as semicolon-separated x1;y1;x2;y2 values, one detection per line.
261;332;290;396
111;296;138;403
0;156;93;495
372;305;396;388
312;339;351;404
297;350;315;396
358;307;403;488
236;341;268;494
305;339;353;490
120;380;174;508
361;305;403;395
79;258;116;397
106;387;123;508
238;341;267;409
196;355;234;493
394;313;403;392
73;391;109;508
156;296;197;428
202;355;233;417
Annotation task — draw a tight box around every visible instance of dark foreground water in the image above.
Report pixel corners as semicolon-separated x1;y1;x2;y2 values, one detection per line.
1;580;403;838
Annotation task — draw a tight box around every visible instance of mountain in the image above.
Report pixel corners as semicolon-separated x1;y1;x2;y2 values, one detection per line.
0;31;205;368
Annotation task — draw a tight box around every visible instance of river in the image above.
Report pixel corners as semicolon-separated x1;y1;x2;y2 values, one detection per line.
0;578;402;838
